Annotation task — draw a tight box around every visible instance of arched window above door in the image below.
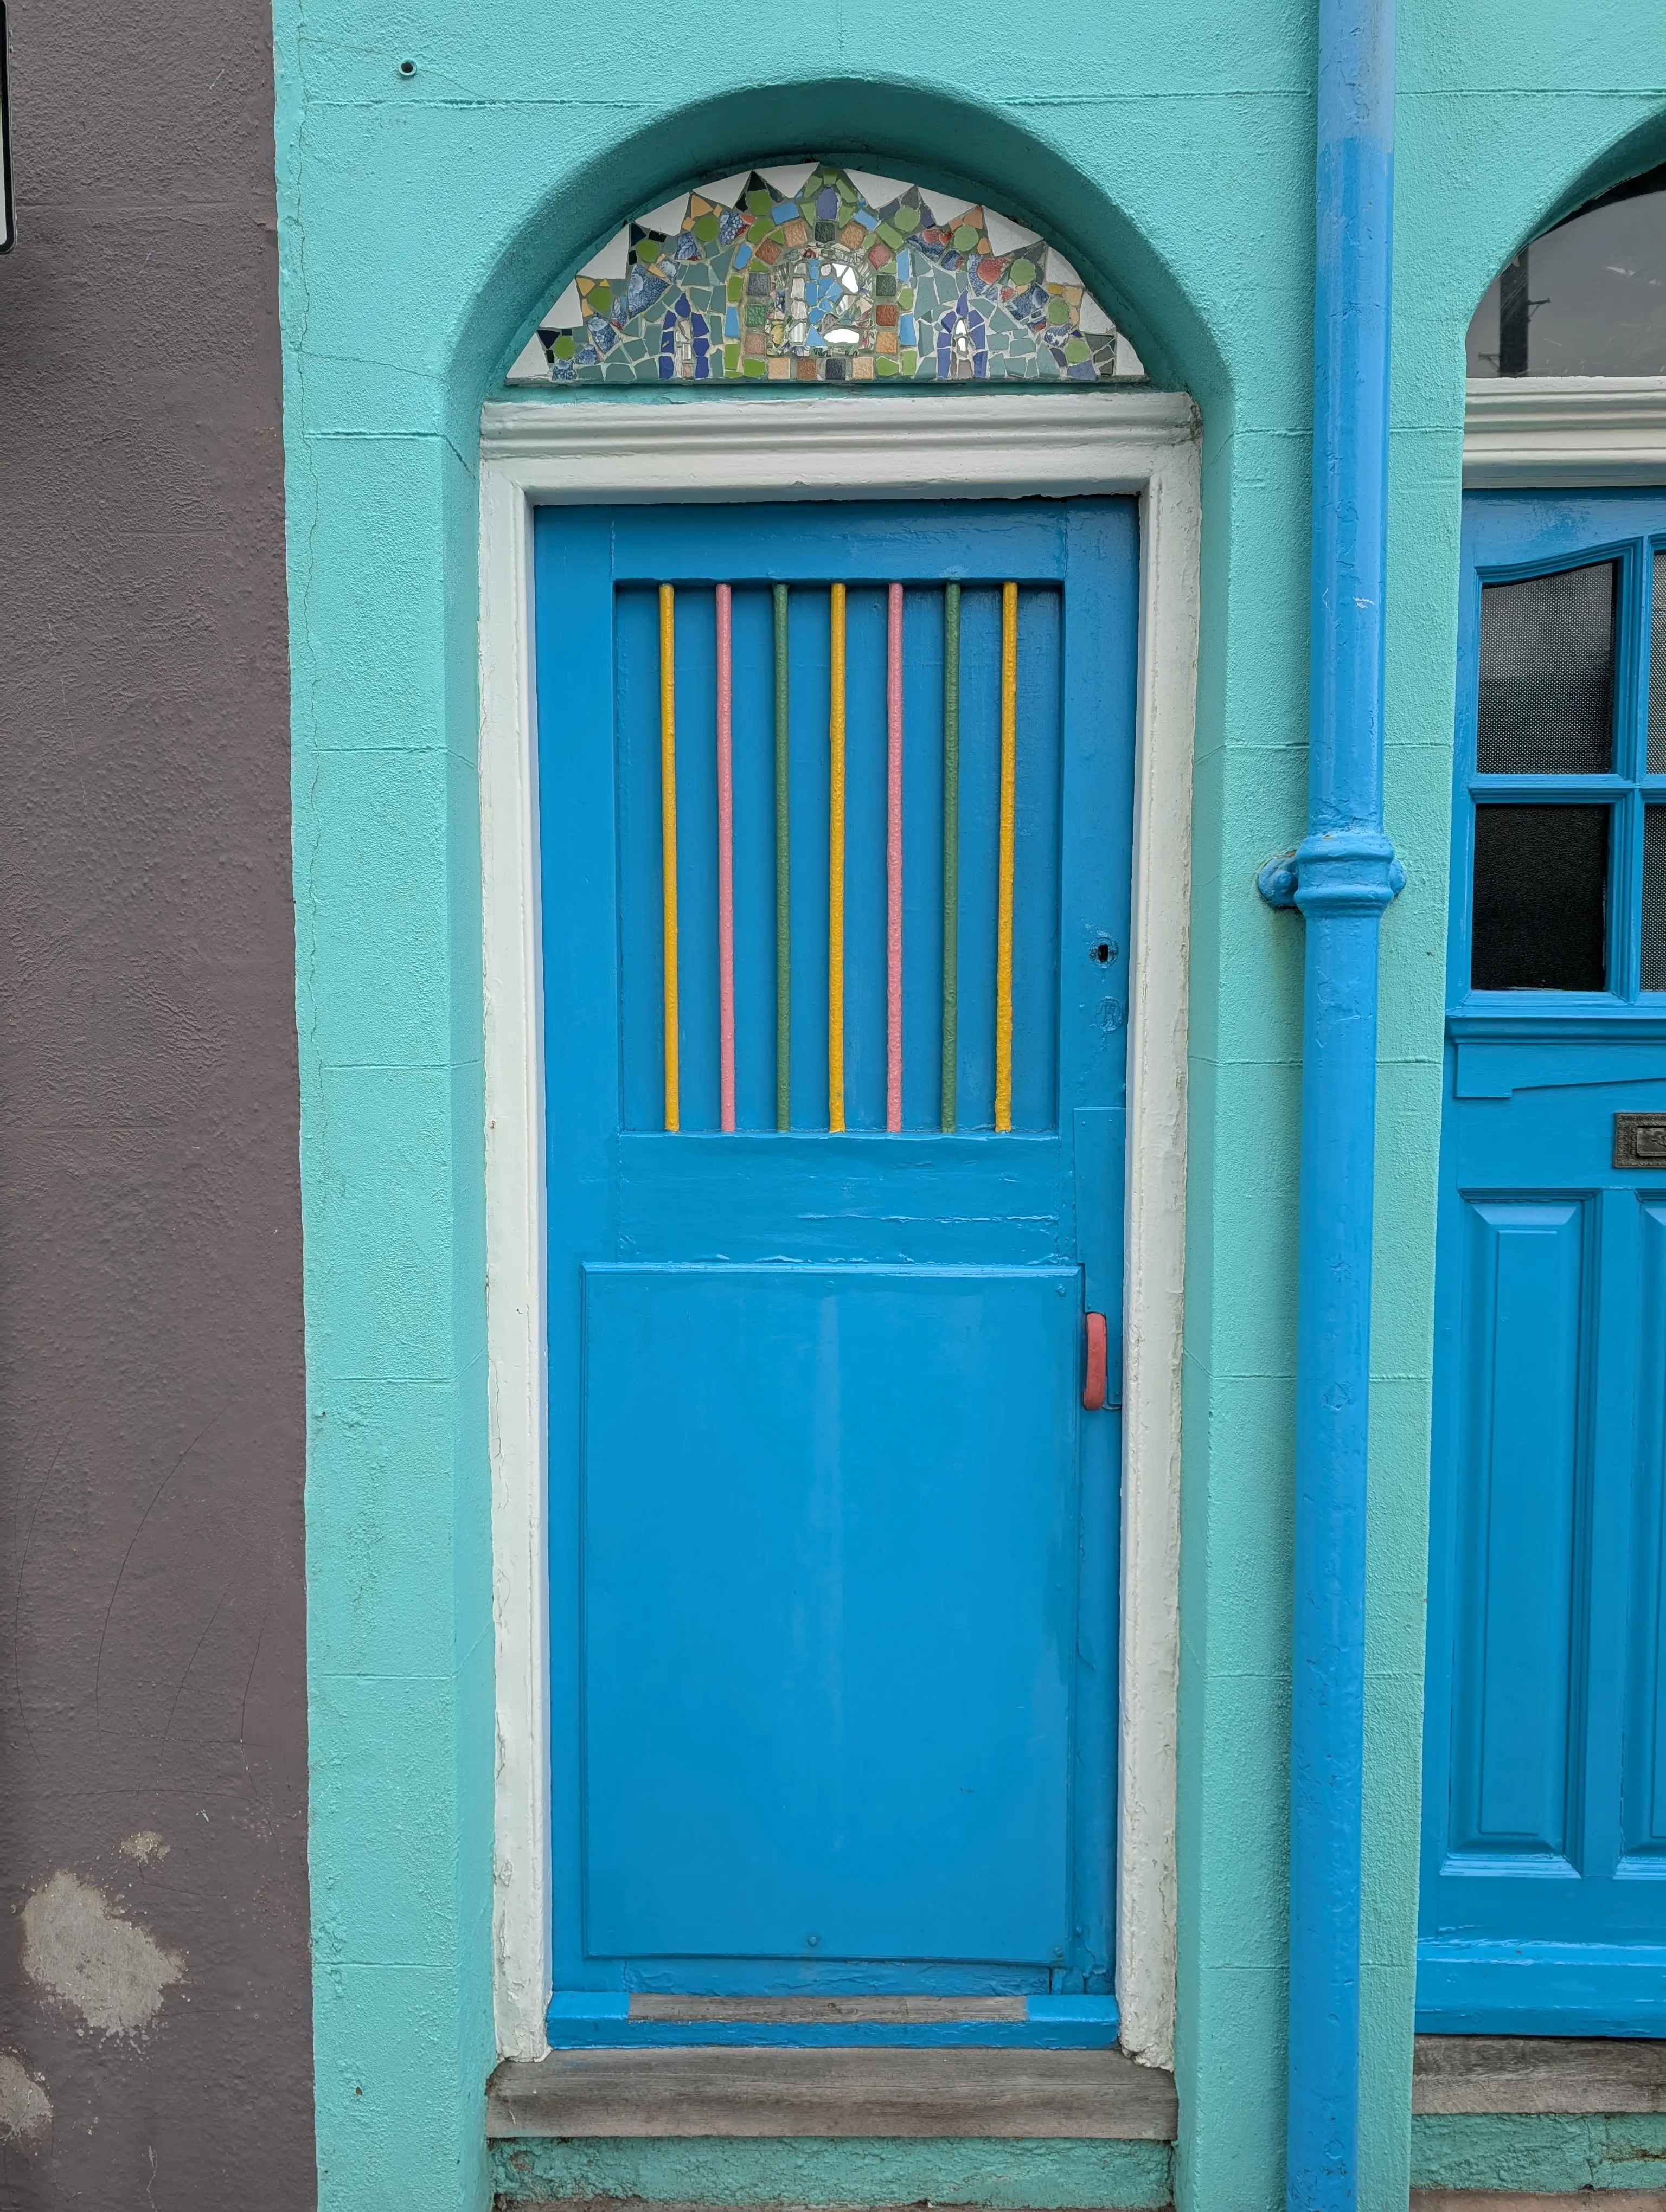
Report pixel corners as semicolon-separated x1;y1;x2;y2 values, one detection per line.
1468;163;1666;378
507;159;1146;387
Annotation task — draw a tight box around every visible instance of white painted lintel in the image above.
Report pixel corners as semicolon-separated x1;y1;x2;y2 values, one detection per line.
1463;375;1666;486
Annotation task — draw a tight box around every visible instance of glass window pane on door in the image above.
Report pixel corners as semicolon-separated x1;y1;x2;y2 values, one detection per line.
1645;807;1666;992
1465;166;1666;379
1478;562;1617;774
1472;803;1609;991
614;580;1061;1134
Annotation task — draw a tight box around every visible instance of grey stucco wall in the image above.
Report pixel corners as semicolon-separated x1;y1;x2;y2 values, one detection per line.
0;2;314;2205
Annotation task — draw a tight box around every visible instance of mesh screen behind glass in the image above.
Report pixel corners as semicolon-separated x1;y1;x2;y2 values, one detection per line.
1478;561;1616;774
1651;551;1666;775
1646;807;1666;992
1471;803;1609;991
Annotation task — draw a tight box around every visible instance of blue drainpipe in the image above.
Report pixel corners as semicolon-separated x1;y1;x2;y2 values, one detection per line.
1257;0;1404;2203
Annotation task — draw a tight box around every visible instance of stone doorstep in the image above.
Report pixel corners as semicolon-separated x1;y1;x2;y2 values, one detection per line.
1411;2040;1666;2212
497;2198;1666;2212
488;2047;1177;2142
491;2040;1666;2211
494;2204;1175;2212
1412;2197;1666;2211
496;2188;1666;2209
1414;2036;1666;2115
494;2199;1665;2212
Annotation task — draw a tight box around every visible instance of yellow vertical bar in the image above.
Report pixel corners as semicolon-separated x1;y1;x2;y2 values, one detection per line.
995;580;1017;1134
828;581;847;1133
659;583;680;1133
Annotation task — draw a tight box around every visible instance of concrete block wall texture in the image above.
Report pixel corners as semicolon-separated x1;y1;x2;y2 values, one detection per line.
269;4;1666;2211
1411;2115;1666;2196
492;2139;1174;2208
0;2;316;2208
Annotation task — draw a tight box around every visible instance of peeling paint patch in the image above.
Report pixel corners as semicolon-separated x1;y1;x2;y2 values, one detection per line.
22;1871;183;2036
119;1830;170;1866
0;2054;52;2149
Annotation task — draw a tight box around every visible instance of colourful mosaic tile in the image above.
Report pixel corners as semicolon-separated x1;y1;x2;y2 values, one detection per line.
505;162;1146;388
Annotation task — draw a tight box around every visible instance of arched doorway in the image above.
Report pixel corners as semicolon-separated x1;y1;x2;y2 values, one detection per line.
1422;163;1666;2036
480;156;1197;2062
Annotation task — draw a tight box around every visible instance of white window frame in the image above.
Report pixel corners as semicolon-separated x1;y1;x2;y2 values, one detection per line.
477;388;1201;2070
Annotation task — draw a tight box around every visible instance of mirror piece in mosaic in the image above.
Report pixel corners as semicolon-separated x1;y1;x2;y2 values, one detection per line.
507;161;1147;388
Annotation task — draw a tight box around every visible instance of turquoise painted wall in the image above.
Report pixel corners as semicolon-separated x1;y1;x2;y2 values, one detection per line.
1411;2114;1666;2195
271;2;1666;2208
492;2138;1172;2208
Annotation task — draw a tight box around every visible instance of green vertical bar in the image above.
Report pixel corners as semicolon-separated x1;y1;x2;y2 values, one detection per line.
774;582;791;1131
941;581;960;1133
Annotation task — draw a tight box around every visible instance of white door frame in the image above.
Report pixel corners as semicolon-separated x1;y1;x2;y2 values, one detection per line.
477;388;1202;2069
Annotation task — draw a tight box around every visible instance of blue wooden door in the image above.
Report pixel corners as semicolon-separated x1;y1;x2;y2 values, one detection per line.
534;499;1137;2047
1421;492;1666;2033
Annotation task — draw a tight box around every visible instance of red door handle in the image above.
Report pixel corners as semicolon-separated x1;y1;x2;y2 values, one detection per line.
1082;1311;1108;1411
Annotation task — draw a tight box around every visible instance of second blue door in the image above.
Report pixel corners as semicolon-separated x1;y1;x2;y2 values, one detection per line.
535;499;1138;2044
1422;492;1666;2032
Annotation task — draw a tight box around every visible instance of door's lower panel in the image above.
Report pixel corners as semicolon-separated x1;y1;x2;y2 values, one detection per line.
1421;1064;1666;2033
579;1264;1080;1970
1446;1196;1588;1867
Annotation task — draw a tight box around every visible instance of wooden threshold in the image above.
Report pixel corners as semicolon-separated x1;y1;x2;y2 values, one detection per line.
1414;2034;1666;2114
488;2046;1177;2140
624;1995;1027;2023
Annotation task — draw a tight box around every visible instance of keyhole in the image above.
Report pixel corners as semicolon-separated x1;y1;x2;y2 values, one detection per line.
1090;939;1116;964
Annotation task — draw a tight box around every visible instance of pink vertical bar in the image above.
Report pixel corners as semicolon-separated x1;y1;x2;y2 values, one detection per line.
886;581;904;1133
715;583;736;1133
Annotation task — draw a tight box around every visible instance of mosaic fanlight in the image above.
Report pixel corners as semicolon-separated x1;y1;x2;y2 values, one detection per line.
507;160;1146;388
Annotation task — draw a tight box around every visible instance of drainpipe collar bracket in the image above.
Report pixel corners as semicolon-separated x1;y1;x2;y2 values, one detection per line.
1257;829;1405;916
